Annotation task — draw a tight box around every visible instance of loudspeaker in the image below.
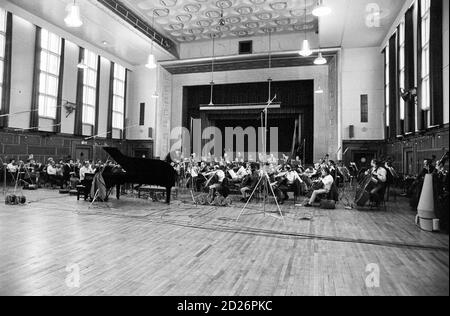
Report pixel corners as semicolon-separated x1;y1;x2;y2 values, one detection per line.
349;125;354;139
148;127;153;139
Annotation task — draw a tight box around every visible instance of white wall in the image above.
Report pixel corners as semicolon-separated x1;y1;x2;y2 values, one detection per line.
8;15;34;129
179;32;319;59
97;57;111;138
341;47;385;141
126;65;158;140
60;40;78;134
443;0;449;124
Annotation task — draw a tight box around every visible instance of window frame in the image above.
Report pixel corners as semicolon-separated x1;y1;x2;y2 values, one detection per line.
81;49;99;126
420;0;431;126
112;63;126;132
0;8;7;111
384;44;390;129
398;18;406;122
38;28;62;120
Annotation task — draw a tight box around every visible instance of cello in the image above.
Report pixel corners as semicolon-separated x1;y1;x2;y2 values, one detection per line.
355;170;378;207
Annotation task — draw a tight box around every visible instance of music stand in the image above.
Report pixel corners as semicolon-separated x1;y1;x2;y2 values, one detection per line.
236;95;285;223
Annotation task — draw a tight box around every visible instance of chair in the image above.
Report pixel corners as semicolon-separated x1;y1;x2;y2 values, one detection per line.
369;186;387;211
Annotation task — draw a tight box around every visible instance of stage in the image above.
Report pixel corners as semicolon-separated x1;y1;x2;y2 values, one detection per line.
0;189;448;296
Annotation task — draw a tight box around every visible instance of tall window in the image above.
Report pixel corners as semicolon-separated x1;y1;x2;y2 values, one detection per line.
112;64;126;131
0;8;7;111
38;29;62;119
398;18;406;124
82;49;98;126
420;0;431;124
360;94;368;123
385;44;390;128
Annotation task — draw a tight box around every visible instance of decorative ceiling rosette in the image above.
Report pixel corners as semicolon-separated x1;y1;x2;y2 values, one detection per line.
176;14;192;23
235;6;253;15
216;0;233;9
184;4;201;13
159;0;177;7
270;2;288;11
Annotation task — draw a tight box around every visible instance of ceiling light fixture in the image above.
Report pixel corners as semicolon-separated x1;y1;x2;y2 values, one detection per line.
299;0;312;57
146;10;158;70
314;52;327;65
208;33;216;106
312;0;332;17
315;86;324;94
65;0;83;28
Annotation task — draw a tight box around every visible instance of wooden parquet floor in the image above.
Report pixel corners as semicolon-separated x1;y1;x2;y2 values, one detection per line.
0;189;448;296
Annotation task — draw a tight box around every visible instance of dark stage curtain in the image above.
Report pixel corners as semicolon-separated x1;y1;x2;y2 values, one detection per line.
106;62;114;140
404;7;415;133
388;34;398;139
30;26;42;131
122;69;129;140
429;0;443;126
74;47;85;136
0;12;12;128
94;55;101;136
55;38;65;134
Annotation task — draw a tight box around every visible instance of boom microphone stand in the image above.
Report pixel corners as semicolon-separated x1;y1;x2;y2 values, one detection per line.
236;95;285;223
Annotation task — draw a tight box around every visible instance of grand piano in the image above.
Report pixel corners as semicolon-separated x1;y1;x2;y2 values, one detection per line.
101;147;177;204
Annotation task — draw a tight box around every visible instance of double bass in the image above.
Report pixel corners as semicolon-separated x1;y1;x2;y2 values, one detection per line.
355;170;377;207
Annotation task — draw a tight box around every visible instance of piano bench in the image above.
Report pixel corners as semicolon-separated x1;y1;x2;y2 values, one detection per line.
138;186;178;201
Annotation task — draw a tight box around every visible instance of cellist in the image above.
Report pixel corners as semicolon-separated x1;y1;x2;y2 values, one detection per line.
365;159;388;206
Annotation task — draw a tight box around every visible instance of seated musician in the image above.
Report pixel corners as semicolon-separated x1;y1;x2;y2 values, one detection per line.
235;163;250;181
418;158;436;179
205;165;226;196
46;161;59;188
6;159;18;183
275;164;303;204
304;167;334;207
240;165;259;202
366;159;388;205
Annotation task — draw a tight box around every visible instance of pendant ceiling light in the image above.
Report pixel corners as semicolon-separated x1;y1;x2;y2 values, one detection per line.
315;86;324;94
314;52;327;65
267;28;273;103
299;0;312;57
208;34;216;106
65;0;83;28
146;10;158;70
312;0;332;17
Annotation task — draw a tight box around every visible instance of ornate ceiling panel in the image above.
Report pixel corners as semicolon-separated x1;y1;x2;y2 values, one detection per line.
122;0;319;42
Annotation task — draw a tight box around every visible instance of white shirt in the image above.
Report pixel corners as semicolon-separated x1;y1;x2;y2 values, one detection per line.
7;163;18;173
79;166;93;181
373;167;387;183
236;166;248;178
322;175;334;192
47;165;57;176
216;170;226;183
285;171;302;184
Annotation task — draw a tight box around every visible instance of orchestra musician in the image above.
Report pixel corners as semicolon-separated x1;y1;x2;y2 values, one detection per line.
365;159;388;206
274;164;303;204
303;167;334;207
240;164;259;202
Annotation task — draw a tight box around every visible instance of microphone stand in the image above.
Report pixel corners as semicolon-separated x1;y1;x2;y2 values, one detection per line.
236;95;285;223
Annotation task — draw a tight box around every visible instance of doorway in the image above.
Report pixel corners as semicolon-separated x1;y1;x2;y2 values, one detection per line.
75;147;92;162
